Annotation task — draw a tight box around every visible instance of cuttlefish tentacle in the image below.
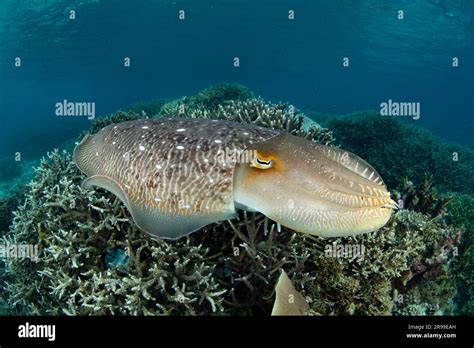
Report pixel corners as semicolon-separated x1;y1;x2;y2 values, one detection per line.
74;118;395;240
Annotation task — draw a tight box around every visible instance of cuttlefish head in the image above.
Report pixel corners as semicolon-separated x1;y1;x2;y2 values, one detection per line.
233;133;397;237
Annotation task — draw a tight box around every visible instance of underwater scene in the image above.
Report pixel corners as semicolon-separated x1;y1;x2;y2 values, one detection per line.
0;0;473;318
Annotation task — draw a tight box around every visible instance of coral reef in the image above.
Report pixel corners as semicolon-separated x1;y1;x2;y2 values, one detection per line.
159;83;255;116
0;186;27;234
81;83;333;147
3;150;463;316
325;112;474;194
81;110;144;137
191;212;315;315
447;193;474;232
2;150;226;315
0;85;332;315
0;158;39;234
448;193;474;315
125;98;168;117
392;174;452;218
1;84;469;316
175;98;335;146
388;178;462;316
453;230;474;315
303;208;461;316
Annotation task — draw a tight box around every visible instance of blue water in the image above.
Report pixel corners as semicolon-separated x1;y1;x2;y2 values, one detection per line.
0;0;473;163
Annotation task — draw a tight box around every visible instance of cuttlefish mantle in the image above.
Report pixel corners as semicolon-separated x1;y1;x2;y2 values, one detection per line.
73;118;397;240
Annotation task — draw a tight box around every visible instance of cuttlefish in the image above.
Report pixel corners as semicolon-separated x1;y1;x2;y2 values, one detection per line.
74;118;396;240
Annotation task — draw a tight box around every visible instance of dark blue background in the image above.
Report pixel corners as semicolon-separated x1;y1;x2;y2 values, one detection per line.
1;0;473;160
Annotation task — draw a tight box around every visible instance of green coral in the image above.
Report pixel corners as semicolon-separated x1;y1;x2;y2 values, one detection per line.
453;230;474;315
447;193;474;231
448;193;474;315
0;186;27;233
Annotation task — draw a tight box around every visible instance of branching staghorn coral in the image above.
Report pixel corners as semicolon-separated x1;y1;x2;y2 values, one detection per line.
2;150;226;315
163;98;335;146
159;83;255;116
0;186;27;233
157;83;333;145
187;211;316;315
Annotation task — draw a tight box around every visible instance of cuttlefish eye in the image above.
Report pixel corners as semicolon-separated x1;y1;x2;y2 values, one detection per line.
251;153;273;169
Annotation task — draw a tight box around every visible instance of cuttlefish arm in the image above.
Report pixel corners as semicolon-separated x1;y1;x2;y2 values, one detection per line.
233;132;397;237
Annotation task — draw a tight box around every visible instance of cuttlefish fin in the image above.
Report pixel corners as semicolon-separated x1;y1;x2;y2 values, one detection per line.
82;175;130;209
127;200;236;240
271;269;309;316
82;175;236;240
